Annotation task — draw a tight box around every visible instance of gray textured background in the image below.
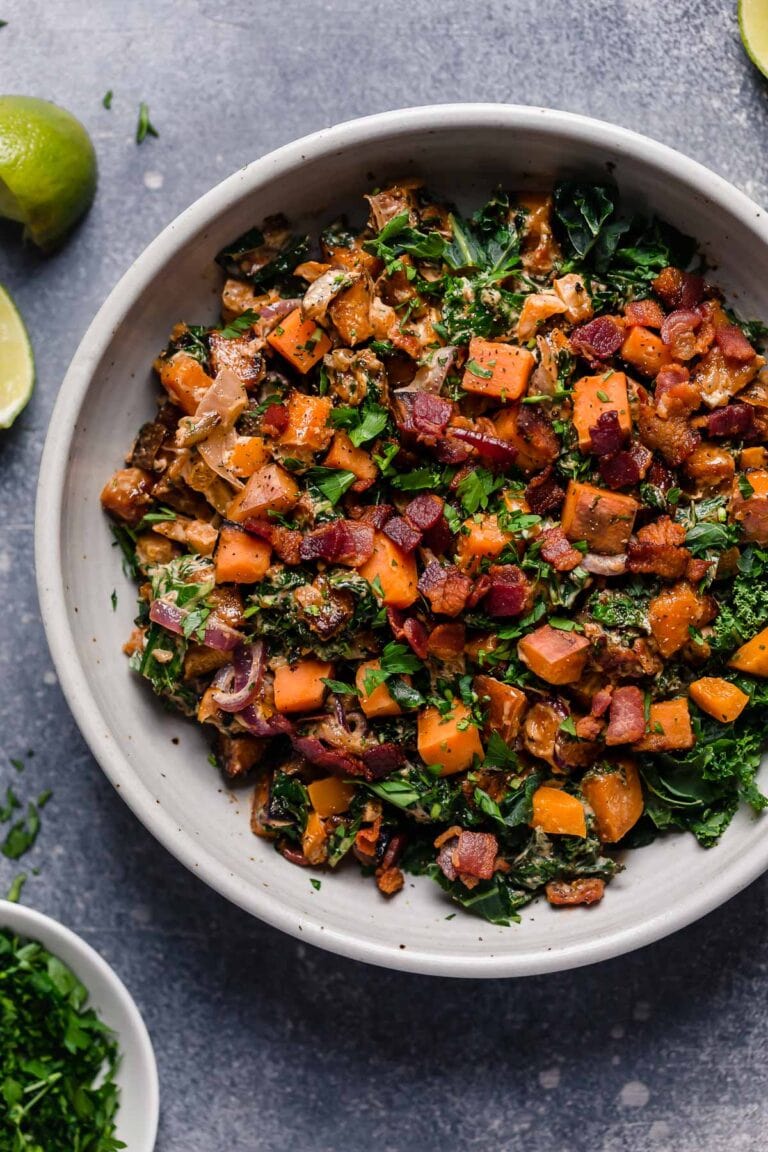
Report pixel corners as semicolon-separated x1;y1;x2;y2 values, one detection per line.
1;1;767;1149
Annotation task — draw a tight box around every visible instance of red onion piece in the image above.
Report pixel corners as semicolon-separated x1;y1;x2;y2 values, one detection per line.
397;346;457;394
449;426;518;466
581;552;627;575
149;598;186;635
211;641;265;713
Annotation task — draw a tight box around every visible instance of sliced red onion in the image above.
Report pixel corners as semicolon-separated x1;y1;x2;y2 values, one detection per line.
239;705;294;737
202;618;245;651
211;641;265;713
581;552;627;576
258;298;302;332
149;598;186;635
150;597;245;651
397;346;457;394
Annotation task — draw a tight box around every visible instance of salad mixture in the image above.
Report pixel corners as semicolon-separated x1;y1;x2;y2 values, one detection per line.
101;180;768;925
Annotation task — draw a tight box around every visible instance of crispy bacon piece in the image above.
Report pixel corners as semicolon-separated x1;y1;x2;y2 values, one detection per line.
525;467;566;515
591;687;613;717
383;515;423;553
483;564;532;618
654;364;700;419
453;831;498;880
627;516;691;580
599;442;652;490
574;715;603;741
362;742;406;778
292;736;367;779
637;385;700;466
260;403;289;436
394;392;453;443
402;616;430;659
299;520;375;567
434;435;472;464
355;503;394;530
514;404;561;469
604;685;646;745
707;403;755;438
732;494;768;544
686;557;713;583
417;560;473;617
715;324;756;363
624;299;664;328
652;267;704;310
244;517;302;565
546;878;605;906
660;309;701;360
571;315;625;362
539;526;583;572
405;493;445;531
376;865;405;895
449;426;518;467
589;409;626;456
427;622;466;660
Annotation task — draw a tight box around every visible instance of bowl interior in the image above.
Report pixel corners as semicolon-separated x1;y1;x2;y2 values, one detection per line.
39;107;768;976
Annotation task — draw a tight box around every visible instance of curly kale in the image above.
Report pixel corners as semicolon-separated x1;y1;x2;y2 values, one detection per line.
712;547;768;654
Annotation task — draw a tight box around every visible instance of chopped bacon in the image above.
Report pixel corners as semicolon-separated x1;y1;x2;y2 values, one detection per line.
427;622;466;660
402;616;430;659
404;493;445;531
686;557;713;583
383;515;423;553
715;324;756;363
482;564;532;618
299;519;375;567
654;364;700;419
652;267;704;310
525;467;566;515
466;573;492;609
355;503;394;530
449;426;518;467
546;878;605;906
624;299;664;328
733;494;768;544
637;385;700;466
539;526;583;572
244;517;302;565
571;315;625;362
453;830;498;880
362;742;406;778
646;456;676;491
627;516;691;580
260;403;289;436
417;560;473;617
589;409;626;456
660;309;701;360
394;392;453;443
590;687;613;717
292;736;367;779
575;715;603;741
599;442;652;490
433;435;472;464
707;403;755;438
424;513;455;554
604;685;646;745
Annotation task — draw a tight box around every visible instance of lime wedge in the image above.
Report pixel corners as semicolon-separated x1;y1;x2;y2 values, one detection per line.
0;283;34;427
0;95;97;251
740;0;768;79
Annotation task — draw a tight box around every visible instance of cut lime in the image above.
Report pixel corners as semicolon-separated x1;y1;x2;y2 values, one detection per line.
740;0;768;79
0;95;97;251
0;283;34;427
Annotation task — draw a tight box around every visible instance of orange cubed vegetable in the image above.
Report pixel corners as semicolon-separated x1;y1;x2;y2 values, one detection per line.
302;810;328;865
572;371;632;451
689;677;749;723
214;525;271;584
736;467;768;497
455;513;511;572
620;325;672;376
355;660;405;718
685;443;735;489
267;309;331;373
530;786;587;837
561;480;638;554
228;462;300;522
324;240;381;277
494;405;560;472
324;431;377;491
728;624;768;676
307;776;356;817
517;623;591;685
740;447;768;470
635;698;694;752
648;582;709;659
279;390;333;452
329;279;374;345
230;436;270;478
156;352;214;415
273;659;333;714
462;338;535;401
417;702;484;775
473;674;527;741
582;760;644;843
358;531;418;609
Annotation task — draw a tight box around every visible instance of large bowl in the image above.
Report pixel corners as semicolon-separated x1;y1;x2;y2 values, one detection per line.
36;104;768;978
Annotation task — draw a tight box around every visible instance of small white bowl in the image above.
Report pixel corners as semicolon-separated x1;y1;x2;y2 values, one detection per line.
36;104;768;977
0;902;159;1151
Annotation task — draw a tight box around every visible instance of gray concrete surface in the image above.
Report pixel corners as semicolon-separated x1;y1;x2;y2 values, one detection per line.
1;1;767;1148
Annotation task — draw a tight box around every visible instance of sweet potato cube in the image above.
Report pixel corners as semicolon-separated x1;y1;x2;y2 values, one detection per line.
517;623;591;685
273;660;333;714
279;391;333;452
620;326;672;376
307;776;356;817
455;513;511;572
561;481;638;554
473;674;527;741
530;786;587;837
689;677;749;724
635;698;694;752
740;447;768;470
358;531;418;609
737;468;768;498
572;371;632;451
329;278;374;345
417;702;484;775
582;760;644;843
302;810;328;865
494;404;559;472
462;338;535;400
215;525;271;584
648;583;706;659
156;352;214;415
267;308;331;373
229;463;300;522
324;431;377;491
355;660;405;718
230;436;270;478
728;624;768;677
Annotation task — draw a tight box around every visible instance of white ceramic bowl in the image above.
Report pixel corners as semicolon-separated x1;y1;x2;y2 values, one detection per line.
36;104;768;977
0;901;158;1149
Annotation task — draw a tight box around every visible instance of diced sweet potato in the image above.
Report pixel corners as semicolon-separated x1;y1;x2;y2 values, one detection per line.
323;431;377;491
740;447;768;469
273;659;333;714
493;404;560;472
462;338;535;400
684;443;735;489
635;698;694;752
228;462;300;521
358;531;418;608
355;660;404;718
215;525;271;584
728;624;768;677
517;623;591;685
302;810;328;865
582;760;644;843
561;481;638;554
279;391;333;452
620;326;672;376
530;786;587;837
307;776;356;817
417;702;484;775
329;278;374;345
266;308;331;373
689;677;749;723
100;467;154;526
473;674;527;741
156;352;214;415
572;371;631;451
230;436;270;478
648;582;713;659
455;513;511;572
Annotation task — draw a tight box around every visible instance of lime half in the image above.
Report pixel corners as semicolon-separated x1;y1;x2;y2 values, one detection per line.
0;95;97;251
0;284;34;427
740;0;768;79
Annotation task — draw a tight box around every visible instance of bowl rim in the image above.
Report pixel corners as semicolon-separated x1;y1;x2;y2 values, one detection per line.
35;102;768;978
0;900;159;1148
